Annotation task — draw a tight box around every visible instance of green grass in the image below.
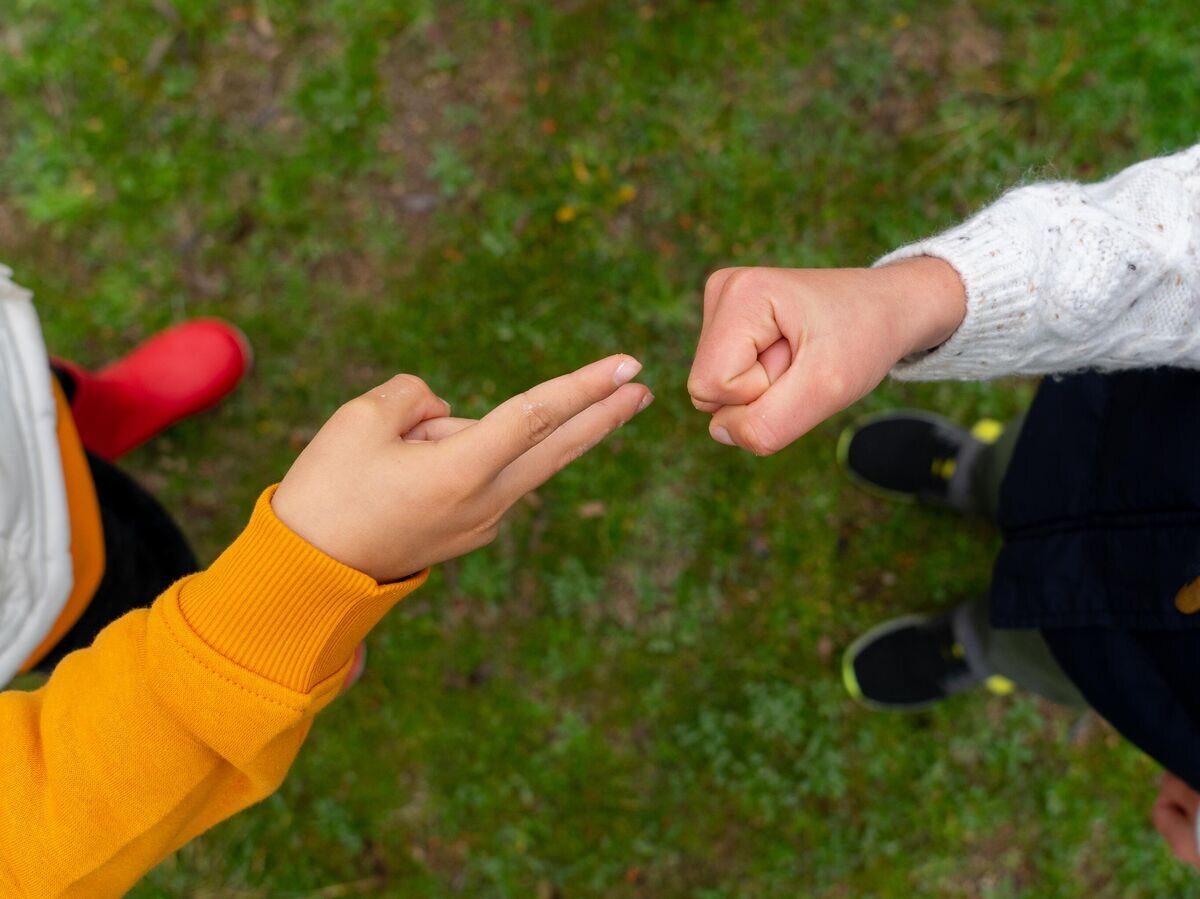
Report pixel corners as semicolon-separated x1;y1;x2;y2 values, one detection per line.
2;1;1198;895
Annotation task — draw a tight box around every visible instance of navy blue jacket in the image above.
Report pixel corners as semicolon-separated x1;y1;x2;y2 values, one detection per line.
992;370;1200;789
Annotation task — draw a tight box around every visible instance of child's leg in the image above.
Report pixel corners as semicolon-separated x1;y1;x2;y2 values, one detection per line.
951;594;1086;708
964;414;1025;524
842;410;1088;710
34;452;198;672
843;597;1088;711
1045;628;1200;789
893;413;1082;703
29;319;246;671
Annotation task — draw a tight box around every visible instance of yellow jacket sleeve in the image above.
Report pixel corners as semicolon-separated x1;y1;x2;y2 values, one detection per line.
0;488;426;898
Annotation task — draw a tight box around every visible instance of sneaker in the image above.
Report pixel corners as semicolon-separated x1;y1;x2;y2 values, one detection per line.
842;612;986;711
54;319;252;460
836;411;1002;511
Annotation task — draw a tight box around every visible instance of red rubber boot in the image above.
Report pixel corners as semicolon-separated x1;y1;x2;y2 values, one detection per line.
55;319;252;461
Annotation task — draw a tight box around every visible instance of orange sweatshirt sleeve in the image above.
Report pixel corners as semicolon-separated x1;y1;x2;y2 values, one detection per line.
0;487;426;898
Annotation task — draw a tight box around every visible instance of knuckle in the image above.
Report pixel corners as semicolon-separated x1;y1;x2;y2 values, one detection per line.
687;372;713;398
825;371;849;400
704;267;735;298
688;365;729;400
385;373;430;397
518;393;558;445
338;394;383;425
721;267;771;301
812;371;851;411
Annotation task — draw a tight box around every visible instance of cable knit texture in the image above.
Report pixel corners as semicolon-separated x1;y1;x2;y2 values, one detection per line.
877;144;1200;380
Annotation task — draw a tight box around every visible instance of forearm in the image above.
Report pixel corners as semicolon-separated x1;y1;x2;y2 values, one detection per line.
0;601;320;898
877;143;1200;380
0;490;424;897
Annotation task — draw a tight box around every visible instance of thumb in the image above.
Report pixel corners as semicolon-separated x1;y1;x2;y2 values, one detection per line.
404;416;477;442
692;337;793;414
708;347;848;455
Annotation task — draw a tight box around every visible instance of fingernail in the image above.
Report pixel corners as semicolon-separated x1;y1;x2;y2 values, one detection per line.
711;425;735;446
613;357;643;385
638;391;655;412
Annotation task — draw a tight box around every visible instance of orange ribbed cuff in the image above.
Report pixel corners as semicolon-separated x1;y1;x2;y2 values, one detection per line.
177;487;427;693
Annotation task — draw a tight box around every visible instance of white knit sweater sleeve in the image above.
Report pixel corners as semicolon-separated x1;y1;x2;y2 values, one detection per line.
876;143;1200;380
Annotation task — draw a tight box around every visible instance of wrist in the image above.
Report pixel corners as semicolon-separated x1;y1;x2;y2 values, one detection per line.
874;256;966;357
179;487;427;692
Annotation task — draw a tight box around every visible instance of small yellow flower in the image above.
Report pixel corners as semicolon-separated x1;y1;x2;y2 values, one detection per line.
571;157;591;184
555;205;577;223
615;184;637;204
892;12;911;29
111;57;130;74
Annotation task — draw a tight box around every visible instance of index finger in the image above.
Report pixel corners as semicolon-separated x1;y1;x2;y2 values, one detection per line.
451;354;643;471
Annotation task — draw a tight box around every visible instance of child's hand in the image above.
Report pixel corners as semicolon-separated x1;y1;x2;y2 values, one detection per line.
272;355;652;582
687;258;965;455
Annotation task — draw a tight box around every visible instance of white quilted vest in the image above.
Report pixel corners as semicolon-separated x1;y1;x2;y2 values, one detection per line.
0;265;72;684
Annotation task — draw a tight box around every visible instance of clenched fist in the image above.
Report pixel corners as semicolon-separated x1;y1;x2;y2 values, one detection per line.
687;258;966;455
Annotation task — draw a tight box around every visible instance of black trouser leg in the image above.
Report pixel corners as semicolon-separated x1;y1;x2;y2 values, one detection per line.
951;412;1087;707
35;453;198;672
